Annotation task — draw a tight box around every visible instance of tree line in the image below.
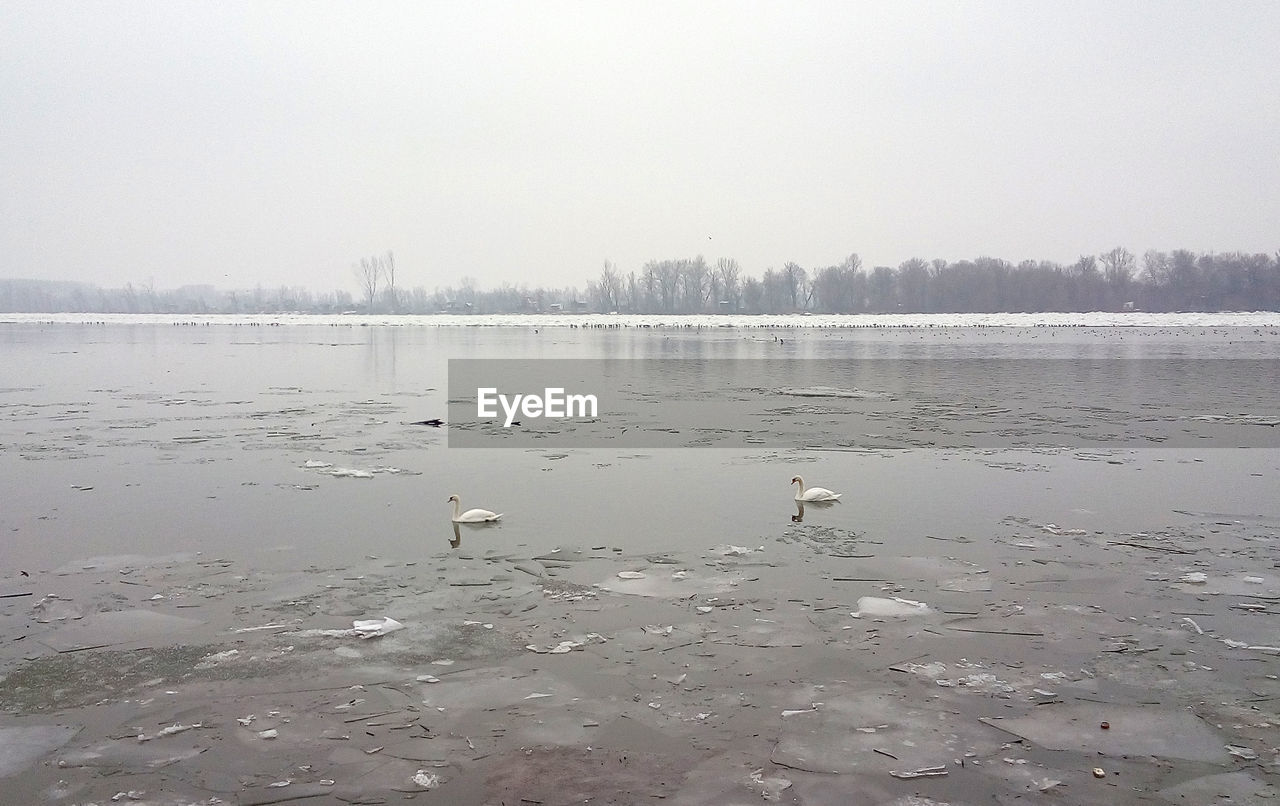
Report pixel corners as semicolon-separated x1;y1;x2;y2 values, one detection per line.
2;247;1277;314
585;248;1279;314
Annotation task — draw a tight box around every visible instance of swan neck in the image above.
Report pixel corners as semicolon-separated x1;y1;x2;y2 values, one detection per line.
451;498;460;518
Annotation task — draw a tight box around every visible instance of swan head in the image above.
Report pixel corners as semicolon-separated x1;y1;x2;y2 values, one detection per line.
790;476;802;486
447;495;459;503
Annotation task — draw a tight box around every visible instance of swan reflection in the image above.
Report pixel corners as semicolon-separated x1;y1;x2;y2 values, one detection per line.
449;515;503;548
791;497;838;522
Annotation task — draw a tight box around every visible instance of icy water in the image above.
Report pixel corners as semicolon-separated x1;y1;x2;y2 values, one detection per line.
4;320;1278;571
2;318;1279;805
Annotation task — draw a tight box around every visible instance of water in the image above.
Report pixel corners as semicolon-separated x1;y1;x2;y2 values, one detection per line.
2;319;1278;572
3;316;1280;804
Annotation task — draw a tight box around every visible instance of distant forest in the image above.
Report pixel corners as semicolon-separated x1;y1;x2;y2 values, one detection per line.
4;247;1279;315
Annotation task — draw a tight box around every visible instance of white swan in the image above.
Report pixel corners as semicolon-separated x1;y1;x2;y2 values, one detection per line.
448;495;502;523
791;475;841;502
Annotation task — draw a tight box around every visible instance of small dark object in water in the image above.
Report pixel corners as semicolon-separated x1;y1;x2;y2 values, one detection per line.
411;418;445;427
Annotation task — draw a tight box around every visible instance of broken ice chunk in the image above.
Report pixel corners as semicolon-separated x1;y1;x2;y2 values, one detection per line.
748;768;793;801
852;596;931;618
31;595;84;623
351;617;404;638
889;765;948;779
327;467;374;478
1225;744;1259;761
781;706;820;717
137;723;202;742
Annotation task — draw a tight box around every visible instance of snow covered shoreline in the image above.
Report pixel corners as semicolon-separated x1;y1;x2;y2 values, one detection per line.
4;310;1280;328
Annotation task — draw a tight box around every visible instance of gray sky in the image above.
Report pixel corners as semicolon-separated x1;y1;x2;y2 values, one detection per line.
3;1;1278;295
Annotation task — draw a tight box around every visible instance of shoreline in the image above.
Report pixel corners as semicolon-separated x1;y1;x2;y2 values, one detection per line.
6;311;1280;328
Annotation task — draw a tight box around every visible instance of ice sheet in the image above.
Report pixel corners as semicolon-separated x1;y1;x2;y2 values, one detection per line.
36;610;205;652
1157;771;1280;805
0;724;82;778
981;704;1231;763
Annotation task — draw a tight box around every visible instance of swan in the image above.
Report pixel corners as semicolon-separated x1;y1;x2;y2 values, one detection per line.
791;475;841;502
448;495;502;523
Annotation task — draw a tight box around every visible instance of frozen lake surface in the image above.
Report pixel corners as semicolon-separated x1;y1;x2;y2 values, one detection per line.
1;315;1278;804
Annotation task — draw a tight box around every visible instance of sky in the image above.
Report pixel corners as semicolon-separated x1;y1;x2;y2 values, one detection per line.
2;1;1278;295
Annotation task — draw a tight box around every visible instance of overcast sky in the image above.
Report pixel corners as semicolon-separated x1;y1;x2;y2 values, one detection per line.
2;1;1277;294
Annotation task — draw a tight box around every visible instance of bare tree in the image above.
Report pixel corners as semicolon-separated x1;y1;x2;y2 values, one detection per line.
641;263;658;312
656;261;678;312
382;251;399;313
811;265;846;312
715;257;741;310
867;266;897;311
141;276;157;313
1171;249;1200;290
782;262;807;310
624;271;638;312
741;276;763;313
1143;250;1172;287
355;255;382;312
679;256;709;312
1099;247;1135;290
761;268;790;313
598;260;622;312
898;257;930;312
1070;255;1099;279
